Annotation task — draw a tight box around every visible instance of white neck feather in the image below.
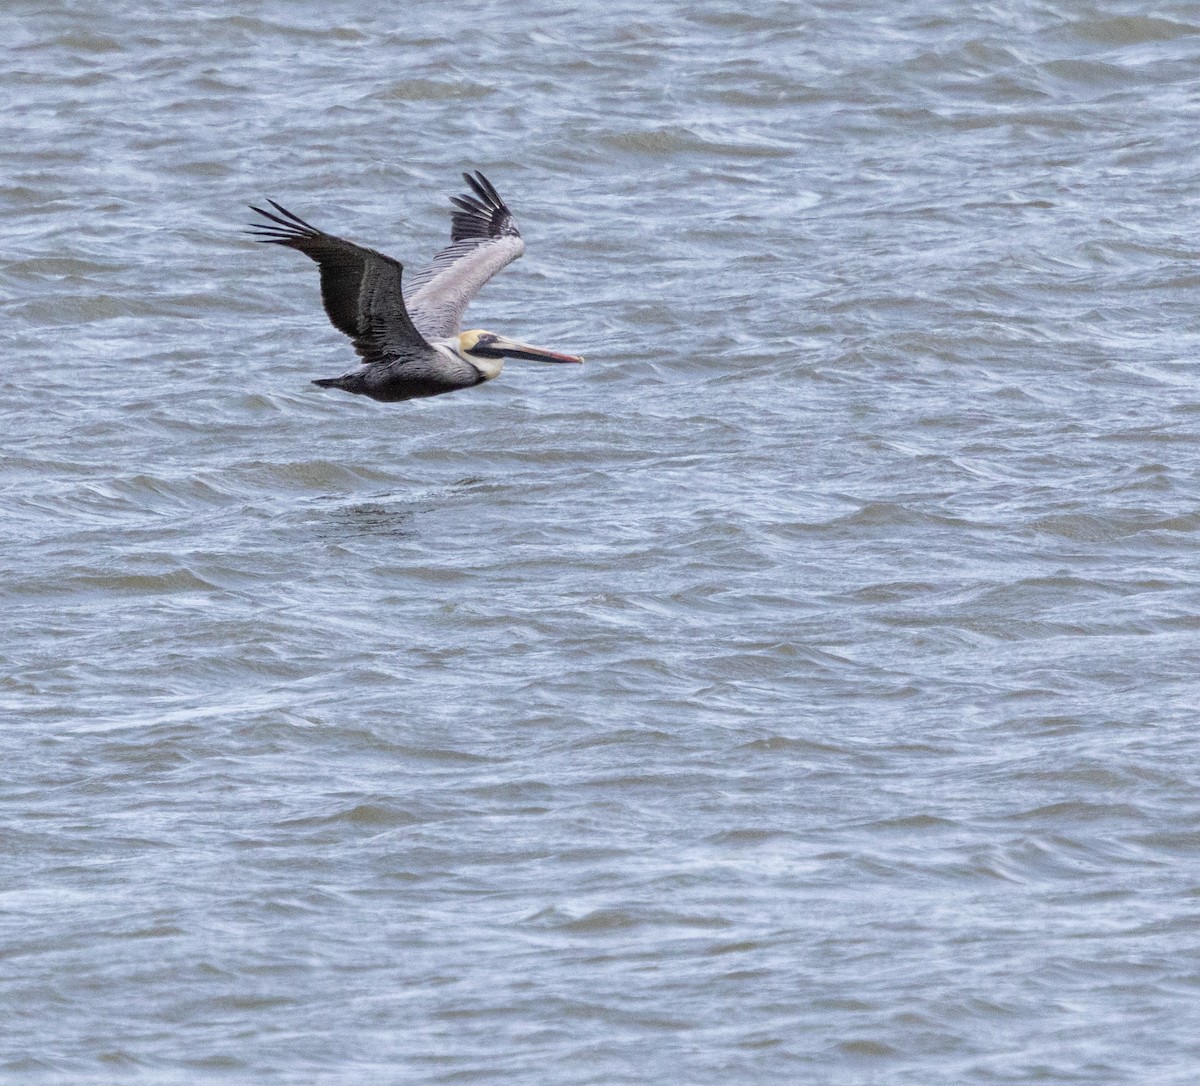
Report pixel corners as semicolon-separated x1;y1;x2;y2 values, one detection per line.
436;340;504;382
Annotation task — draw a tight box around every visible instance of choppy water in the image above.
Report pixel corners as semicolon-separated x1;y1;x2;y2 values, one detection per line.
4;1;1200;1082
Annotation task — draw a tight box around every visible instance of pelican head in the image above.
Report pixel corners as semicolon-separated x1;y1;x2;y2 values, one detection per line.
455;329;583;380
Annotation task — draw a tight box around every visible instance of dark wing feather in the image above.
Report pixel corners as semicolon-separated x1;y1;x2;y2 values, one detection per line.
247;200;429;364
449;170;520;244
404;171;526;338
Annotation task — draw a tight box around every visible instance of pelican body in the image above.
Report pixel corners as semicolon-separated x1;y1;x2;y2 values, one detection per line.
247;172;582;402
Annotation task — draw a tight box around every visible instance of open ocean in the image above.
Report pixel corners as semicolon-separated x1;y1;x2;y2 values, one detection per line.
3;1;1200;1082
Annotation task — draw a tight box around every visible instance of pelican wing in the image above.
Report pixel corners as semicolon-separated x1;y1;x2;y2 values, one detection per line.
404;171;526;340
247;200;430;365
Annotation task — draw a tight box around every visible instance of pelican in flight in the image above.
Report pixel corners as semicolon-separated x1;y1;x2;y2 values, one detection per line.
247;172;582;402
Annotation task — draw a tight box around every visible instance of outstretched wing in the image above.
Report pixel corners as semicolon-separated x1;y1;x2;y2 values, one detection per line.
247;200;430;364
404;171;526;340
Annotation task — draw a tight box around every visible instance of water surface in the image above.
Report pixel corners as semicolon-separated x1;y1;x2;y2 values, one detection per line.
3;1;1200;1082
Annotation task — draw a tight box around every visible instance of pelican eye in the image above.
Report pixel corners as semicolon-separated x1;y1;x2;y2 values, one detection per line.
470;334;504;357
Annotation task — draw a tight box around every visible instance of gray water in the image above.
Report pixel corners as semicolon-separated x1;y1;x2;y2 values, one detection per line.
3;1;1200;1082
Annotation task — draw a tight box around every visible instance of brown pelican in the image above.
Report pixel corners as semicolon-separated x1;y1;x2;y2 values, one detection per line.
247;172;583;402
